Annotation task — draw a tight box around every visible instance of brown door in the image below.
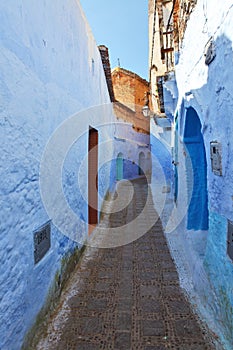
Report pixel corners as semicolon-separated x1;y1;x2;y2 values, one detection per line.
88;127;98;233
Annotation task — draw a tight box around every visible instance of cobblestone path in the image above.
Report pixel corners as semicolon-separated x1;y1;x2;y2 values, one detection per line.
37;178;215;350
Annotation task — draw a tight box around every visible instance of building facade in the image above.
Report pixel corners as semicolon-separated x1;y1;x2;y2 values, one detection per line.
111;67;151;180
0;1;116;349
112;67;150;134
149;0;233;347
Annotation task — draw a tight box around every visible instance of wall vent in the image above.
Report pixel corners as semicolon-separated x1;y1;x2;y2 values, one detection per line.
34;222;51;264
210;141;222;176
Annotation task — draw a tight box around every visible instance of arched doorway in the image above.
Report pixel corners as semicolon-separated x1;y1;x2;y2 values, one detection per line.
139;152;145;176
184;107;208;230
146;151;152;174
116;153;123;180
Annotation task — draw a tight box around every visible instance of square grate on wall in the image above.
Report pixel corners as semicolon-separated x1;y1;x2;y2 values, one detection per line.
227;220;233;262
34;222;51;264
210;141;222;176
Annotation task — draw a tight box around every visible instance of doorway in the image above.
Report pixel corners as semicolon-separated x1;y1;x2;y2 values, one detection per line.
139;152;145;176
184;107;208;230
88;127;98;232
116;152;123;181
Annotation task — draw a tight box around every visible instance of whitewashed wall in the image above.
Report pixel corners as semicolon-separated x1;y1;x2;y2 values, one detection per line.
0;1;115;349
170;1;233;347
113;120;151;180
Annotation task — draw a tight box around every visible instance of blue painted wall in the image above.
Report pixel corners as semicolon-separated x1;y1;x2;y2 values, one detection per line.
171;9;233;345
150;133;173;183
114;121;150;182
116;152;123;180
204;212;233;345
0;2;115;349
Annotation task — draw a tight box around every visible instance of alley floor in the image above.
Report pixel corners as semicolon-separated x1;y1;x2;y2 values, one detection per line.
37;178;216;350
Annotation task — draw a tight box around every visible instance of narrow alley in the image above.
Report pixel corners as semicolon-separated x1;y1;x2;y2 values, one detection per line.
35;178;215;350
1;1;233;349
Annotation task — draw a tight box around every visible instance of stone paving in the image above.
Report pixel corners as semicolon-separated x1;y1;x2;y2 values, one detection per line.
37;177;216;350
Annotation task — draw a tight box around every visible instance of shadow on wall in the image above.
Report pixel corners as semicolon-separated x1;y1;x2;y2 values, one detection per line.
150;133;173;184
176;34;233;348
179;34;233;224
139;151;146;175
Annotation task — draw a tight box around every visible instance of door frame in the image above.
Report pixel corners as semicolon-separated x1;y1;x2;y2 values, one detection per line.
88;127;98;233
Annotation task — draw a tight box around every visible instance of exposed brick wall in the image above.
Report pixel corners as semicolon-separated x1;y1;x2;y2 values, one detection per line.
173;0;198;49
99;45;115;102
113;102;150;134
112;68;135;110
111;67;150;134
173;0;180;51
98;48;150;133
112;67;149;110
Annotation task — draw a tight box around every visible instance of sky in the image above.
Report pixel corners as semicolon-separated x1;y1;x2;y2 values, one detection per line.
79;0;149;81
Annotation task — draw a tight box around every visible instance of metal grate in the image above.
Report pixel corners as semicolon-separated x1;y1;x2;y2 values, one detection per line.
157;76;165;113
210;141;222;176
34;222;51;264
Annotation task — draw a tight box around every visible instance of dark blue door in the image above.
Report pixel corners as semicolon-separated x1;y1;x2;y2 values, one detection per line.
184;107;208;230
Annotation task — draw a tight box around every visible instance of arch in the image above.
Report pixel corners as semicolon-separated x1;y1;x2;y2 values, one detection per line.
147;151;151;162
145;151;151;175
184;107;208;230
116;152;123;180
139;151;146;176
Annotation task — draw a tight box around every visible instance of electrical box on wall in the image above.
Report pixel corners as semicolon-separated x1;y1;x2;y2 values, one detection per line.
210;141;222;176
227;220;233;262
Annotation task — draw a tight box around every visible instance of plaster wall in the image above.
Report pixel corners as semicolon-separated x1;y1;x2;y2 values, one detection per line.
171;0;233;346
114;120;151;180
0;1;115;349
112;67;149;118
150;118;173;227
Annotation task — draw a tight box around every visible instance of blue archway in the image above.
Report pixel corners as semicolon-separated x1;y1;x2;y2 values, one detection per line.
184;107;208;230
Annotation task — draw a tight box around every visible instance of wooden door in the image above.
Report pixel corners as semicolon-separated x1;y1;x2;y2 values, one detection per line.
88;127;98;233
